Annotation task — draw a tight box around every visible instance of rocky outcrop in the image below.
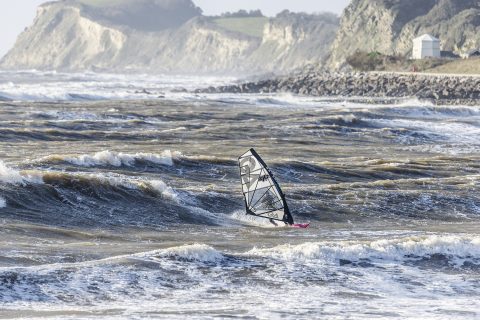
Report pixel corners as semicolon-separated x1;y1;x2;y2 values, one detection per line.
199;71;480;104
328;0;480;70
0;0;339;74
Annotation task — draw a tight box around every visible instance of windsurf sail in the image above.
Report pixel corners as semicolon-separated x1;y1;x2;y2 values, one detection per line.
238;148;294;225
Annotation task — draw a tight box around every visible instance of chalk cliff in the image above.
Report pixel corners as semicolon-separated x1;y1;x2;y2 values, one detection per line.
0;0;339;74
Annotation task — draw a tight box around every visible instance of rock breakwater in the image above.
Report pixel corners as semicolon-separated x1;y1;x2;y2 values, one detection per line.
198;72;480;104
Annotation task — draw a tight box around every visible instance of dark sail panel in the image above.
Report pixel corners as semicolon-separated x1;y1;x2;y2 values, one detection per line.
238;149;293;224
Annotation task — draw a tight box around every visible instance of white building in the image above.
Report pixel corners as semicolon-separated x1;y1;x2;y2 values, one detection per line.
412;34;440;59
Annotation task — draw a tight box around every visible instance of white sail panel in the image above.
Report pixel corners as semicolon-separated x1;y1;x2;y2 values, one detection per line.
259;209;284;220
238;148;293;224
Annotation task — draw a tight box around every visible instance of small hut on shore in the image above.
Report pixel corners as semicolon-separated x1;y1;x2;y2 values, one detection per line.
412;34;440;59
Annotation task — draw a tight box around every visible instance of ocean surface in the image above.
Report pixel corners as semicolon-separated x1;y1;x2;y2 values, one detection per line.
0;71;479;319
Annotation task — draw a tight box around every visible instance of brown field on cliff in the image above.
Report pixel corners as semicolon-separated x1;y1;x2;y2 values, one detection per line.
427;58;480;75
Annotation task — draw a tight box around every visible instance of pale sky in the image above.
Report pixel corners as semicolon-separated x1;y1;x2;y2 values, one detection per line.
0;1;350;58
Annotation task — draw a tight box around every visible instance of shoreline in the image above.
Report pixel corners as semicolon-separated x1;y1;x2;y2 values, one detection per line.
197;71;480;105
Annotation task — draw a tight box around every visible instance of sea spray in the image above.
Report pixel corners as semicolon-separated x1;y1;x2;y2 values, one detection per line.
0;161;24;184
0;161;42;185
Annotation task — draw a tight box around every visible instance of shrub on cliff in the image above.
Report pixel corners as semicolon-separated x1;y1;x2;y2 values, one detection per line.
346;51;449;72
346;51;387;71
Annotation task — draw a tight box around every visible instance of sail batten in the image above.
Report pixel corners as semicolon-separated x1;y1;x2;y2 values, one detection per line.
238;148;294;225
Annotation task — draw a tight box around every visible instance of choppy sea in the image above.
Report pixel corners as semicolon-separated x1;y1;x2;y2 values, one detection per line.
0;70;479;319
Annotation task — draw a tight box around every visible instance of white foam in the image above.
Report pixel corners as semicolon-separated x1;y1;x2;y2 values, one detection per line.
395;97;436;108
0;161;24;184
151;244;224;262
0;161;43;185
247;235;480;265
136;150;175;166
0;196;6;208
229;210;279;228
147;180;178;201
0;70;235;102
405;144;480;156
369;118;480;145
59;150;176;167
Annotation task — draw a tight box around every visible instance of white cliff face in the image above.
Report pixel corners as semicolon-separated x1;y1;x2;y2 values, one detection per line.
1;3;127;70
170;24;258;73
262;23;305;47
0;1;338;74
73;13;127;68
250;12;339;73
328;0;480;70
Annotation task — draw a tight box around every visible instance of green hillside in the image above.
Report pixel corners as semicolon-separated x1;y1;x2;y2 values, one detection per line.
213;17;268;38
77;0;129;7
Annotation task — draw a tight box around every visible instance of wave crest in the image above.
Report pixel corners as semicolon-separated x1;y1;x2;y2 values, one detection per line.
0;161;43;185
42;150;177;167
142;180;177;201
247;235;480;266
151;244;223;262
40;171;178;201
0;161;24;184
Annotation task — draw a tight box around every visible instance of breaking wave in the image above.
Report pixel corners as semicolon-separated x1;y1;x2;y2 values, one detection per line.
39;150;178;167
247;235;480;267
148;179;177;201
37;171;180;206
0;161;24;185
0;161;43;185
150;236;480;267
7;236;478;272
0;162;238;228
150;244;224;262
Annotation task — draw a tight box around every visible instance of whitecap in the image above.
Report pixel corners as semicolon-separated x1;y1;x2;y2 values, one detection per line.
60;150;176;167
246;235;480;266
151;244;224;262
0;161;43;185
146;180;178;201
0;161;24;184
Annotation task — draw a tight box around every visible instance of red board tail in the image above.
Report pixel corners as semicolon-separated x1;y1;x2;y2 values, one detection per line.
292;223;310;229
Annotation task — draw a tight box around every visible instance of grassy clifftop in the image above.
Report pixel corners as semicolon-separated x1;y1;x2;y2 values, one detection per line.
72;0;202;31
213;17;268;38
428;58;480;75
76;0;130;7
